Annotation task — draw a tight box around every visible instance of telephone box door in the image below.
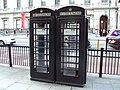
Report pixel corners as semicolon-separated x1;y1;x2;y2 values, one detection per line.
30;8;55;82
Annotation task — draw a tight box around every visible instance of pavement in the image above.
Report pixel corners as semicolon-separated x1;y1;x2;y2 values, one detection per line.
0;64;120;90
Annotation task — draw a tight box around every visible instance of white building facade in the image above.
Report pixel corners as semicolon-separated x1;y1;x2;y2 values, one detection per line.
0;0;120;35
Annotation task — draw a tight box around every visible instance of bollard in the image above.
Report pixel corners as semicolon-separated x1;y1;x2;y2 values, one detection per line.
97;39;100;49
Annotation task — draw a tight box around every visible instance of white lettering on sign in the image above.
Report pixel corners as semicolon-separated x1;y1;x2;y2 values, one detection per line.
36;29;47;35
33;13;51;17
60;12;82;16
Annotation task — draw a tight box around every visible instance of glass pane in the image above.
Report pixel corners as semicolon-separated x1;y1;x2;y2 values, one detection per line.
33;22;50;73
60;21;80;77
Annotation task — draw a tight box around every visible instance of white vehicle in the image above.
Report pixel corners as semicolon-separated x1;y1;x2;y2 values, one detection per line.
0;32;16;45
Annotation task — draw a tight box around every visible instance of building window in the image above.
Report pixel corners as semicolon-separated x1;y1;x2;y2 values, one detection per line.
41;0;46;6
25;18;29;28
69;0;75;4
55;0;60;6
16;19;20;29
3;19;8;29
101;0;108;3
87;17;90;30
29;0;33;8
17;0;21;8
3;0;7;9
84;0;90;5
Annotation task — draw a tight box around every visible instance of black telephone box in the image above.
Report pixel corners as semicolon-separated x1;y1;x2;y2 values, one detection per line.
55;6;87;86
30;8;55;82
30;6;88;86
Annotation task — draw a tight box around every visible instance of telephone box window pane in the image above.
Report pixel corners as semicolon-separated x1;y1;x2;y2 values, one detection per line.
33;22;50;73
60;21;80;77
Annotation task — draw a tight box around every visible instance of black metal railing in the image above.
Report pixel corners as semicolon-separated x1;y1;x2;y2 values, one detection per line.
0;45;120;77
11;45;29;66
0;45;29;67
87;48;120;77
0;45;10;65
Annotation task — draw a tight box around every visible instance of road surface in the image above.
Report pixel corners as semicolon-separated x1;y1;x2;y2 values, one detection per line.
13;34;113;50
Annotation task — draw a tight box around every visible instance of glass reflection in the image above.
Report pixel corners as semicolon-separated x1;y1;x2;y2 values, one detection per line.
33;22;50;73
61;21;80;77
